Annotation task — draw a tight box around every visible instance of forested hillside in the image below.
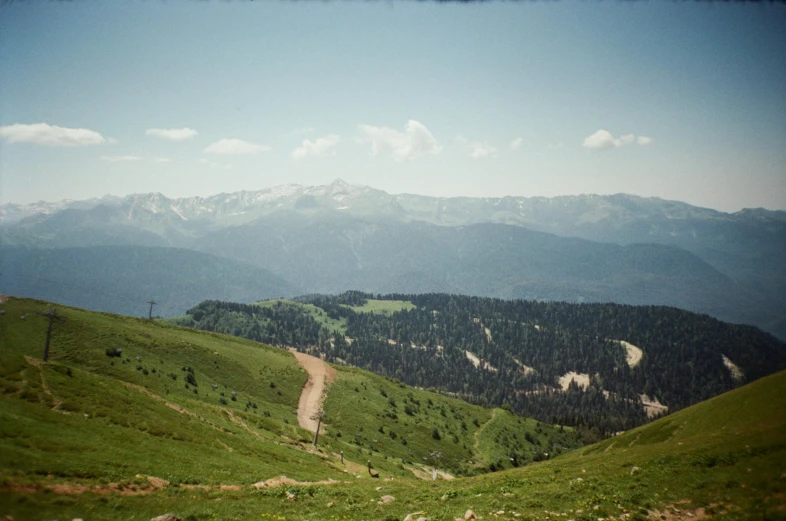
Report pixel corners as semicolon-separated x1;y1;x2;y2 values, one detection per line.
175;292;786;437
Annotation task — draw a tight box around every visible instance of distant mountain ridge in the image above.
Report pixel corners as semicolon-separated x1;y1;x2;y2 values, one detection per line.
4;179;785;227
1;179;784;337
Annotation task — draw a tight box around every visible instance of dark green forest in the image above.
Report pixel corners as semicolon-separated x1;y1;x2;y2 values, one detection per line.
174;292;786;437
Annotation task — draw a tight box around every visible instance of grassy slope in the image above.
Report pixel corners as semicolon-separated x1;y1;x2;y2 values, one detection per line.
1;297;578;520
344;299;416;315
321;366;577;477
1;297;784;521
258;299;348;332
0;297;334;485
5;370;782;521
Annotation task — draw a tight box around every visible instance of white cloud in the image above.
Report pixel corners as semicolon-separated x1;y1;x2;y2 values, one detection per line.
292;134;340;160
152;157;171;163
204;138;271;155
101;155;144;162
465;141;498;159
0;123;105;146
509;137;525;150
358;120;442;161
145;128;198;141
582;129;653;151
582;129;620;150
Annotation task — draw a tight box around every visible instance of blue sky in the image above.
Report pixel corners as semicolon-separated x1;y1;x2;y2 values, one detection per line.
1;1;784;212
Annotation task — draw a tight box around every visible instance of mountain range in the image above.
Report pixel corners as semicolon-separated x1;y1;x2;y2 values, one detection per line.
2;179;784;338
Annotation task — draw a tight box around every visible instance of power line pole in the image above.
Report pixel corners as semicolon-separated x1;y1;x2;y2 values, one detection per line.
36;308;59;362
147;300;156;320
312;410;324;447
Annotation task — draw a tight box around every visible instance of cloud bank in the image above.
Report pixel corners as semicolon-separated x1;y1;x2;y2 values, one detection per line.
146;128;198;141
0;123;105;146
358;120;442;161
292;134;340;160
204;138;271;155
583;129;653;151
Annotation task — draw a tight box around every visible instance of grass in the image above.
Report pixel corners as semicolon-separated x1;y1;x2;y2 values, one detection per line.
343;299;416;315
257;299;348;332
319;366;578;478
0;297;339;485
1;297;784;521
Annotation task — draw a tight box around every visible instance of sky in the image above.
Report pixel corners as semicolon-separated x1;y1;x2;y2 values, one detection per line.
1;1;785;213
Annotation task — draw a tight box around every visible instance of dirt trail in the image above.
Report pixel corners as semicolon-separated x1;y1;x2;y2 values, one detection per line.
290;349;336;433
24;356;65;412
121;381;227;433
0;475;343;496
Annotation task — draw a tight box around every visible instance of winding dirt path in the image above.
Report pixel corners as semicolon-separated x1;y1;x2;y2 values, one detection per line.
290;349;336;433
24;356;65;413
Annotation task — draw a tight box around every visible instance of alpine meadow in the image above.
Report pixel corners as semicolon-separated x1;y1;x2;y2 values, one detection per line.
2;1;786;520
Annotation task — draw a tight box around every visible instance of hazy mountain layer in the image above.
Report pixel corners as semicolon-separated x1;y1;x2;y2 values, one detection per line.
2;179;784;336
0;245;295;317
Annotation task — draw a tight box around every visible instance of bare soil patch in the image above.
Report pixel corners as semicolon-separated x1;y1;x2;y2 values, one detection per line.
618;340;643;368
722;354;744;381
558;372;590;391
640;394;669;418
253;476;342;489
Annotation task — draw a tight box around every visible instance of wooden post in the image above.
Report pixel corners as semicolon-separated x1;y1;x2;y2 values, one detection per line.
312;410;324;447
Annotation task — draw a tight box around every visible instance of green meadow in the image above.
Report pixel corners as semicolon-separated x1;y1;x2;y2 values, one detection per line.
1;297;784;521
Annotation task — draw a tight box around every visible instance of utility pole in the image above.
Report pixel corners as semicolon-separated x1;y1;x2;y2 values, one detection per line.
312;410;324;447
37;308;59;362
147;300;156;320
